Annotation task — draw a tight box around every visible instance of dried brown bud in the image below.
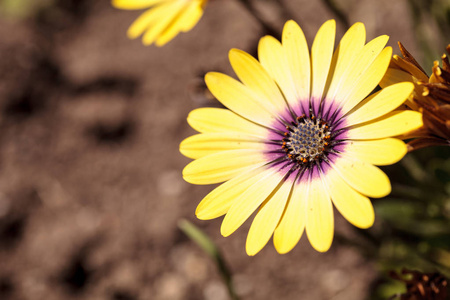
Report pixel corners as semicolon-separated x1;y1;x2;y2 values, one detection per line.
389;269;448;300
382;43;450;151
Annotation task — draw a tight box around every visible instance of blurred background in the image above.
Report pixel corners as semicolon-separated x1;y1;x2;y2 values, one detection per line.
0;0;448;299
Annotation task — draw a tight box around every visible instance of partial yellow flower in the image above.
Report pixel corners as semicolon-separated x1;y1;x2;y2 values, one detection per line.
180;20;423;255
112;0;207;46
380;43;450;150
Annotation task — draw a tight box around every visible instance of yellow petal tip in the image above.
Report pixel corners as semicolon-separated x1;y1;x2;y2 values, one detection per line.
228;48;242;59
356;220;374;230
284;19;299;30
374;181;392;198
126;30;140;40
220;229;232;238
246;240;264;256
204;72;217;83
220;221;234;237
325;19;336;26
195;211;208;220
245;247;257;256
311;243;332;253
274;244;293;255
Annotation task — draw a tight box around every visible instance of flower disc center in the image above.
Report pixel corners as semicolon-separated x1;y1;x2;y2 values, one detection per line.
282;115;332;164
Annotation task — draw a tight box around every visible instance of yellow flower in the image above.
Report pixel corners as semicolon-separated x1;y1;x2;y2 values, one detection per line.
180;20;423;255
112;0;207;46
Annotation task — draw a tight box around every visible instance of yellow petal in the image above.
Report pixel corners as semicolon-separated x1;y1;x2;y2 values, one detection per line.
258;36;298;108
379;68;414;88
311;20;336;101
182;149;267;185
220;167;288;237
331;154;391;198
180;133;266;159
282;20;310;103
348;110;423;140
155;1;204;46
196;165;268;220
324;169;374;229
378;68;421;110
273;177;307;254
305;177;334;252
127;8;158;39
112;0;163;10
205;72;276;126
392;54;428;82
229;49;287;113
141;2;186;45
341;46;393;114
324;22;366;100
343;138;407;166
187;108;268;138
246;179;292;256
330;35;388;103
180;0;204;32
344;82;414;126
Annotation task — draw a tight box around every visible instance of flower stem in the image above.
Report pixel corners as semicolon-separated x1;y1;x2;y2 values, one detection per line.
178;219;240;300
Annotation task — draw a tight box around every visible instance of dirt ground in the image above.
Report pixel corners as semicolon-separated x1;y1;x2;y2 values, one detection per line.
0;0;424;299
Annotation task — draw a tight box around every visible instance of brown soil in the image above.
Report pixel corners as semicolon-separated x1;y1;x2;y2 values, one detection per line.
0;0;420;299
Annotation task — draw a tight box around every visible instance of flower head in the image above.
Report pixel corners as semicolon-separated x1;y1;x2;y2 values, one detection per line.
381;43;450;151
112;0;207;46
180;20;423;255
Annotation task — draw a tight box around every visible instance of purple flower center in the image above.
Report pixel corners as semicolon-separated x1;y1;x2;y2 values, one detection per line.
282;114;332;165
266;100;348;176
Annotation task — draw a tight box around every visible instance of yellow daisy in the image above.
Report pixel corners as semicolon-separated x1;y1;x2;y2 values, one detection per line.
112;0;207;46
180;20;423;255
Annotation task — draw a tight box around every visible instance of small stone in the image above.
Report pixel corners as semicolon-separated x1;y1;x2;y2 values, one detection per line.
155;273;188;300
203;280;229;300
